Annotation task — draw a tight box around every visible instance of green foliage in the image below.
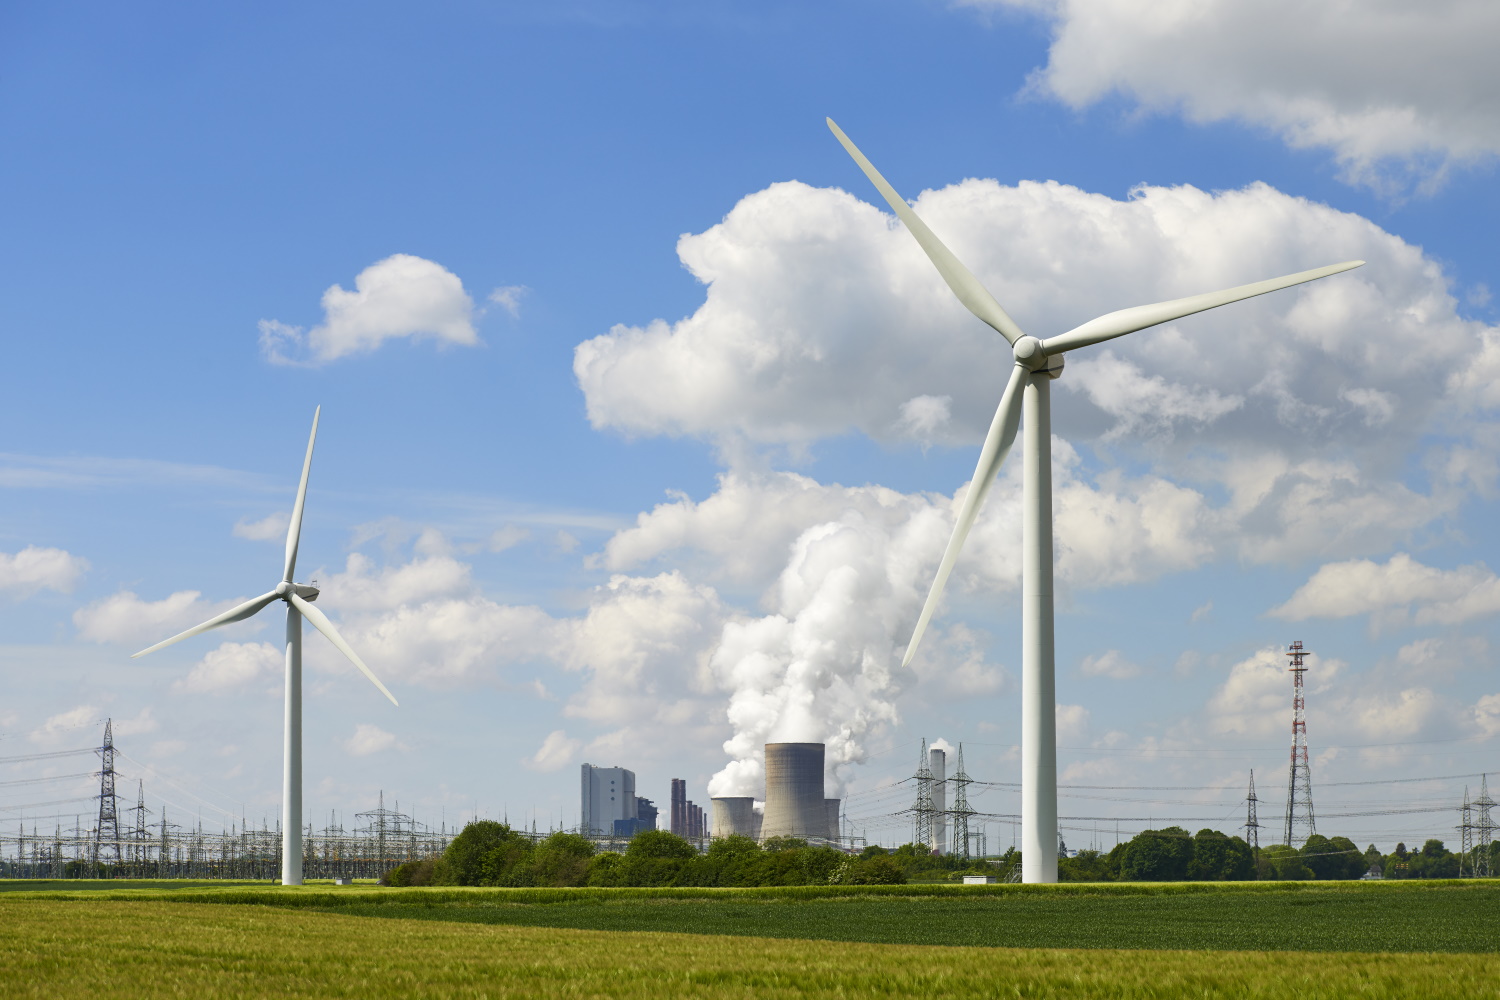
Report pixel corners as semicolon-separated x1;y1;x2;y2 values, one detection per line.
435;820;519;886
1121;827;1192;881
585;852;624;887
1300;835;1364;880
381;859;437;887
625;830;696;860
1058;849;1117;882
530;832;595;887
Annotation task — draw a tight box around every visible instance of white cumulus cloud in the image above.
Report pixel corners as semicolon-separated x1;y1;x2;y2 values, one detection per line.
1269;553;1500;629
259;254;480;365
1079;649;1141;680
233;511;289;541
345;723;404;756
74;590;257;646
575;178;1488;472
178;641;283;693
0;545;88;597
526;730;582;772
972;0;1500;193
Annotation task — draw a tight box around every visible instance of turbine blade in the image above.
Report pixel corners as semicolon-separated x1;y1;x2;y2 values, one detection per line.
827;118;1025;346
283;406;321;584
287;592;398;707
903;362;1028;668
131;591;282;658
1042;261;1365;356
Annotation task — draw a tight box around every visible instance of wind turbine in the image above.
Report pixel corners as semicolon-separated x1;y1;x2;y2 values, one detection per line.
827;119;1362;883
133;407;397;885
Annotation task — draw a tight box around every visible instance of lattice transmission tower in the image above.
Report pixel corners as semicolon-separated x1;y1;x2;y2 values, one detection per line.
1461;786;1475;877
94;718;121;864
949;744;977;858
1283;641;1317;848
911;739;934;849
1476;774;1495;878
1244;769;1261;876
131;780;151;864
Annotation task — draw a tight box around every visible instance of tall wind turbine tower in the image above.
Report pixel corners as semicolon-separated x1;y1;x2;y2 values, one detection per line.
826;119;1362;882
133;408;397;884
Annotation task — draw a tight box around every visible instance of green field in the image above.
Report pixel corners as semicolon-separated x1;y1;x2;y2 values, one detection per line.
4;880;1499;998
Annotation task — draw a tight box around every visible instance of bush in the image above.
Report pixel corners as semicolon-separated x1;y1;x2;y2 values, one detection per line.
585;851;625;887
530;832;594;887
382;859;437;886
436;821;524;886
1121;828;1192;881
846;856;906;885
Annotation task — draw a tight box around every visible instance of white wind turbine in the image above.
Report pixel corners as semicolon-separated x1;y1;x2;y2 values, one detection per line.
133;407;397;885
827;119;1363;883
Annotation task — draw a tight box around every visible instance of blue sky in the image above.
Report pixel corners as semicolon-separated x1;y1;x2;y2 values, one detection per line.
4;0;1500;851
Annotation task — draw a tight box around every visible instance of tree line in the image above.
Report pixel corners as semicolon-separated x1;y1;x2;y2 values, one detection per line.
384;820;1500;887
1057;827;1499;881
383;822;913;888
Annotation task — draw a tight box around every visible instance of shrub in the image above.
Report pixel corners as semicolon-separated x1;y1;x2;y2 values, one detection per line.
382;859;437;887
585;851;625;887
1121;827;1192;881
530;832;594;887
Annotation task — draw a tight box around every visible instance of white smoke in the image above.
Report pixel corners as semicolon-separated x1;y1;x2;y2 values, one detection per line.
703;495;988;798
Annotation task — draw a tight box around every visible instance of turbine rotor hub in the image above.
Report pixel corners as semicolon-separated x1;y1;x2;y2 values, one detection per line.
1012;336;1064;379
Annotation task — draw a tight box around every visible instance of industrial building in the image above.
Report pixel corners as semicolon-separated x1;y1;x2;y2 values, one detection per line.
670;778;706;839
580;763;654;837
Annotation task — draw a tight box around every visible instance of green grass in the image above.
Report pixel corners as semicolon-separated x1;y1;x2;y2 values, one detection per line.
6;878;1499;953
306;883;1500;953
5;897;1499;999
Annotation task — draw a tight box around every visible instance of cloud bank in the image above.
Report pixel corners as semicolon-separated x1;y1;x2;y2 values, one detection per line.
970;0;1500;193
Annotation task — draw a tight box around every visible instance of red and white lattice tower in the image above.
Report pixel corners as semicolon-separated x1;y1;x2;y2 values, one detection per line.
1282;641;1317;848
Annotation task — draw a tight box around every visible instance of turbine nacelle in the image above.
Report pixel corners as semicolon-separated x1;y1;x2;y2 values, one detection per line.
1012;337;1063;379
276;581;321;601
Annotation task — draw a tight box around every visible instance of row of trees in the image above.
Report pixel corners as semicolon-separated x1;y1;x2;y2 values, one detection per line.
1056;827;1499;882
384;822;910;888
385;820;1500;887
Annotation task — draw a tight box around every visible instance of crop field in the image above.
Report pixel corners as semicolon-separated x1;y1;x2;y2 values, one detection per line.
4;881;1499;998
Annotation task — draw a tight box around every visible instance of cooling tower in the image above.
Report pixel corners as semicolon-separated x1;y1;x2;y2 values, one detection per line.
760;742;827;840
712;797;756;839
825;798;841;842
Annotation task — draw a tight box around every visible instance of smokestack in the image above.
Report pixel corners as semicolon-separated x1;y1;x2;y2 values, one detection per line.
712;797;756;839
825;798;841;843
761;742;827;840
930;747;947;854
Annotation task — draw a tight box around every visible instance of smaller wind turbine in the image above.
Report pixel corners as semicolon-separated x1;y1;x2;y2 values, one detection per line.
827;118;1363;882
133;407;397;885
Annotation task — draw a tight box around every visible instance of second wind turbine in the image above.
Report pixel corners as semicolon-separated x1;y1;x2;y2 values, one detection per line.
133;407;397;885
827;118;1363;883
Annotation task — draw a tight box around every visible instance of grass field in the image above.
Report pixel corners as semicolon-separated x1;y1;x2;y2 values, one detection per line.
4;881;1499;998
6;897;1500;999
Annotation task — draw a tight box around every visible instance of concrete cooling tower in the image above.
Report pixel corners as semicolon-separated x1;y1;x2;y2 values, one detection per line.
760;742;827;840
825;798;841;842
711;797;757;839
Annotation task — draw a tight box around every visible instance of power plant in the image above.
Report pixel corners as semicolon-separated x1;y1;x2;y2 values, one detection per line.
760;743;833;841
711;796;758;840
